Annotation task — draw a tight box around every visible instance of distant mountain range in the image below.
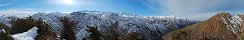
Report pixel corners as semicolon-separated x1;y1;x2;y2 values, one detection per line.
3;11;244;40
0;11;198;40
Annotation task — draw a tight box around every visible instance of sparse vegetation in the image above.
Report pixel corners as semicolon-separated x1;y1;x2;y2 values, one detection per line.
0;31;14;40
9;17;36;34
60;16;76;40
7;16;57;40
0;23;13;40
123;32;138;40
103;21;119;40
86;26;102;40
34;18;57;40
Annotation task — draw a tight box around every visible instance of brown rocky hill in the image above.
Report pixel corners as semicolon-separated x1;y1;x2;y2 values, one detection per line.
162;13;244;40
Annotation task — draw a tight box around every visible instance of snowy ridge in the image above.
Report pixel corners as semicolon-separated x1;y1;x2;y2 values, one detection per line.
221;14;243;34
28;11;198;40
0;15;17;27
0;11;198;40
11;27;38;40
31;12;67;35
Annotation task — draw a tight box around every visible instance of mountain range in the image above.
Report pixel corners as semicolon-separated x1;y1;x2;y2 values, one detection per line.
1;11;243;40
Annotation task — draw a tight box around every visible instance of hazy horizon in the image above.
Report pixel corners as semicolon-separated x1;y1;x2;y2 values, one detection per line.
0;0;244;20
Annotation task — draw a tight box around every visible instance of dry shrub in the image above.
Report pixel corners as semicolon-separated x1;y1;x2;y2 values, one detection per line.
34;18;57;40
9;17;57;40
86;26;102;40
9;17;36;34
60;16;76;40
0;32;13;40
122;32;138;40
102;21;119;40
0;23;13;40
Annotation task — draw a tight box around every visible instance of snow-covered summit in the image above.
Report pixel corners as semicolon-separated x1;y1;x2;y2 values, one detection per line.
28;11;198;40
0;10;199;40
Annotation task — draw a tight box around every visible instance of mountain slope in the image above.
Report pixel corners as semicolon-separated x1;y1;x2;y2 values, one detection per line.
30;11;199;40
0;11;199;40
0;15;17;27
162;13;244;40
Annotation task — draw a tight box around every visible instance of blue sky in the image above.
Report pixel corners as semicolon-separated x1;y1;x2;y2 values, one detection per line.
0;0;244;20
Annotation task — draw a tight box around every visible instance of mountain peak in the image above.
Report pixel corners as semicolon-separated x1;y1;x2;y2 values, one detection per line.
0;11;199;40
29;11;199;40
162;13;244;40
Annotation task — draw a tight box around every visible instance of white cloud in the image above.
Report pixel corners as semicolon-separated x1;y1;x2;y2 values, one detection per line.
62;0;75;4
0;0;16;7
0;3;10;7
154;0;238;20
136;0;162;14
47;0;105;7
0;8;74;17
164;0;230;14
0;8;39;17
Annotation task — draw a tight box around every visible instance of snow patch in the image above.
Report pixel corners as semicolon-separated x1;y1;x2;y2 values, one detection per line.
11;27;38;40
221;17;227;24
222;14;243;34
0;29;6;33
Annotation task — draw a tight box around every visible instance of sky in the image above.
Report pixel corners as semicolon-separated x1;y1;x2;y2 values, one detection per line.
0;0;244;20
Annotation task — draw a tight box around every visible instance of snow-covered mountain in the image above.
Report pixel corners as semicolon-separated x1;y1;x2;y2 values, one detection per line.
162;13;244;40
0;15;17;27
0;11;198;40
30;11;198;40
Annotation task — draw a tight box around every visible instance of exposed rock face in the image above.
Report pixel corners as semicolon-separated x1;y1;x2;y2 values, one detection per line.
162;13;244;40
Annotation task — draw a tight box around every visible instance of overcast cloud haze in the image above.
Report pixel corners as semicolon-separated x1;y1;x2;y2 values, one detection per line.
0;0;244;20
